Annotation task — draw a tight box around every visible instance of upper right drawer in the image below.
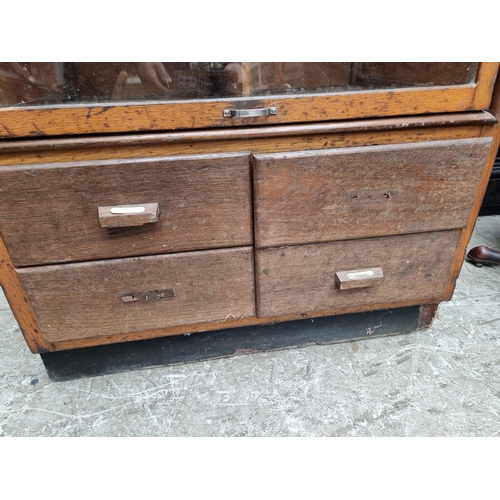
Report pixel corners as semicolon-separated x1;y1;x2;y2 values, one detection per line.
253;138;493;248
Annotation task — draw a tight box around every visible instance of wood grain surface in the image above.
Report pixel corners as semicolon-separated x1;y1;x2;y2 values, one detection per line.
0;235;52;352
255;230;461;317
1;67;498;354
0;125;484;167
253;138;492;248
0;84;488;138
17;247;255;343
0;112;494;155
0;152;252;266
473;62;500;109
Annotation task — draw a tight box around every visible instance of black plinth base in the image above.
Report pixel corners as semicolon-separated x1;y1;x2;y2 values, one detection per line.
41;306;421;381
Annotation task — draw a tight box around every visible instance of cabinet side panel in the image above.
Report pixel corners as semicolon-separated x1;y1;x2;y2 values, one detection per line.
0;236;49;353
444;76;500;299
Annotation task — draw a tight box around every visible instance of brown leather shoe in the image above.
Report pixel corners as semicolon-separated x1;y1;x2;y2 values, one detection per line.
467;246;500;266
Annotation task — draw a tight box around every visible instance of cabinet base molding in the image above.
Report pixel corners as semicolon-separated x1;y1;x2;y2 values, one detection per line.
40;305;428;381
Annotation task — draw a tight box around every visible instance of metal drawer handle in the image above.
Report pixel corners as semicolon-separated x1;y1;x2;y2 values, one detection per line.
335;267;384;290
122;288;174;303
98;203;160;228
223;107;277;118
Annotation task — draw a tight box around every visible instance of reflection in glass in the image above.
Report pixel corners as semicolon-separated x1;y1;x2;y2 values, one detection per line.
0;62;479;107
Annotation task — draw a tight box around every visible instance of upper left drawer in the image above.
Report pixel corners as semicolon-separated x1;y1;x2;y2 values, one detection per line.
0;152;253;267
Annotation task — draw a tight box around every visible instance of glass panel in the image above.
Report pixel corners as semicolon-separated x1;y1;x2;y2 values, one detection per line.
0;62;479;107
249;62;478;95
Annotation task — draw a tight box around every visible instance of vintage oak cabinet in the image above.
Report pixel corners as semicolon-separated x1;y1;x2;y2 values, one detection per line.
1;62;499;369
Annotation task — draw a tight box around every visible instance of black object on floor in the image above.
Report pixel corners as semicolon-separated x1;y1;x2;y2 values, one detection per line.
40;306;421;381
480;148;500;216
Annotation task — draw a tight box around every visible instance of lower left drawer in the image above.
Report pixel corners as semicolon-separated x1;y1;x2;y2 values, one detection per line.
17;247;255;343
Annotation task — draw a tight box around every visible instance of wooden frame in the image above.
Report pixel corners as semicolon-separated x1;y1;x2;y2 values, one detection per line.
0;63;498;139
1;63;500;356
0;111;494;166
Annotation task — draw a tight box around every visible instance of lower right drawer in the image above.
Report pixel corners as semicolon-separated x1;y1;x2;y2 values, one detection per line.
255;230;461;317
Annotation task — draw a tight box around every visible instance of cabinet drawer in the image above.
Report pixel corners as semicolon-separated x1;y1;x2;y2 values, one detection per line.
255;231;461;317
17;247;255;343
253;138;492;248
0;152;252;266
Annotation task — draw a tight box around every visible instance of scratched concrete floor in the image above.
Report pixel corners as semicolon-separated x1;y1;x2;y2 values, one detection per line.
1;216;500;437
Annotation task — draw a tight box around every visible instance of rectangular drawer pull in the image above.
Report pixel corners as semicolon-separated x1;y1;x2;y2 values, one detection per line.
98;203;160;228
122;289;175;303
335;267;384;290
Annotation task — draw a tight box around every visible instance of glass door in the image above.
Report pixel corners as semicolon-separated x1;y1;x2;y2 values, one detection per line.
0;62;496;138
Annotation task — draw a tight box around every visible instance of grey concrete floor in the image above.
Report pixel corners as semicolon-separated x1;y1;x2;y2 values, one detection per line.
1;216;500;437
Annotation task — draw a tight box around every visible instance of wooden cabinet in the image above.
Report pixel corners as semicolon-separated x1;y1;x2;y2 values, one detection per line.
0;62;499;356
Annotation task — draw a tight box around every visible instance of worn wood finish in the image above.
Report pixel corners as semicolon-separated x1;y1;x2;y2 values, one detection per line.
17;247;255;343
0;123;490;353
253;138;492;248
0;125;485;167
444;76;500;299
255;230;461;318
0;152;252;267
417;304;440;330
0;85;488;138
46;298;442;352
473;63;500;109
0;112;494;155
1;65;499;357
0;235;53;353
1;211;439;353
